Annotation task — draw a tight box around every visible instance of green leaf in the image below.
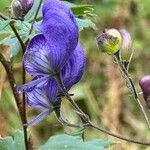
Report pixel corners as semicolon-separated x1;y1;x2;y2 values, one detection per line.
0;19;11;35
76;18;97;31
0;36;21;57
85;139;115;148
38;134;114;150
0;130;25;150
64;1;94;17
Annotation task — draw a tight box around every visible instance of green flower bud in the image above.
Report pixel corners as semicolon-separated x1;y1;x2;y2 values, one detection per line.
96;28;122;55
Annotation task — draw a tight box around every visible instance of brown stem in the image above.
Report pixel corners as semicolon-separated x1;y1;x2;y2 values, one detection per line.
0;53;23;122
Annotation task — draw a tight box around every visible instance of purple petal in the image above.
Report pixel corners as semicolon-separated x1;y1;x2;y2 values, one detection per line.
42;0;71;18
26;88;51;109
17;75;50;93
24;109;51;126
37;0;79;71
24;34;54;75
61;43;86;89
25;77;59;109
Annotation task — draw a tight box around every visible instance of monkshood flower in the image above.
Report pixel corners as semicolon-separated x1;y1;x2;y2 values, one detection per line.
119;29;132;61
24;44;85;126
96;28;122;55
139;75;150;110
10;0;34;19
17;0;79;92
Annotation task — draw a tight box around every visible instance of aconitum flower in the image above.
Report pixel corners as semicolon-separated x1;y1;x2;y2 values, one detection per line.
24;44;85;126
17;0;86;125
139;75;150;110
18;0;79;92
10;0;34;19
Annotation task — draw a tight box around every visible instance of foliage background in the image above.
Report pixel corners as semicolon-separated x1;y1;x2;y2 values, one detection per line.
1;0;150;149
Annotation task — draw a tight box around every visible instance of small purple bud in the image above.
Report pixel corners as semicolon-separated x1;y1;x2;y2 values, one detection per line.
119;29;132;61
10;0;34;20
139;75;150;109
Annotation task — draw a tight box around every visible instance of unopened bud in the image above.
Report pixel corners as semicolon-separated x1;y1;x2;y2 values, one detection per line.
96;28;122;55
10;0;34;20
139;75;150;110
119;29;132;61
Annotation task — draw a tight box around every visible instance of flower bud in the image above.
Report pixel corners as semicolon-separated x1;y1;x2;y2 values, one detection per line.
139;75;150;110
10;0;34;20
119;29;132;61
96;28;122;55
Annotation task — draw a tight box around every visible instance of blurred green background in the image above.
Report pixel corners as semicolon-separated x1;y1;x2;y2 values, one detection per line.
1;0;150;149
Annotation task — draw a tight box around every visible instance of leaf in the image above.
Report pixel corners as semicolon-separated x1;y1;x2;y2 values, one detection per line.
76;18;97;31
64;1;94;17
38;134;114;150
0;36;21;57
85;139;115;148
0;19;11;35
0;130;25;150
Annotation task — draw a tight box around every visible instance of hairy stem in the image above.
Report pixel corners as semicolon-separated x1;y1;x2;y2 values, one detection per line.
114;52;150;130
55;73;150;146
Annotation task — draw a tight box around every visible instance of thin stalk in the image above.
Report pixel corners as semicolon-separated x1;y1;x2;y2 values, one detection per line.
55;73;150;146
114;52;150;130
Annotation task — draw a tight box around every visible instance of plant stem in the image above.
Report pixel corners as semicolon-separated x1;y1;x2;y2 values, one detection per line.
0;12;29;149
113;52;150;130
0;53;23;123
55;73;150;146
9;22;28;150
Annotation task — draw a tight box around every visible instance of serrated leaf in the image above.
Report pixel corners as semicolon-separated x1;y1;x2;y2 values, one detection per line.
0;130;25;150
0;36;21;57
76;18;97;31
38;134;114;150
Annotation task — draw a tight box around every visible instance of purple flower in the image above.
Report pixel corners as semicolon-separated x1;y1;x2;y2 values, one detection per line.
17;0;79;92
24;44;85;126
10;0;34;19
119;29;132;61
139;75;150;110
17;0;85;125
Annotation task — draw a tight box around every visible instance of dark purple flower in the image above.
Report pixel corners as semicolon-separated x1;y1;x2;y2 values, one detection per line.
10;0;34;19
139;75;150;109
24;44;85;126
